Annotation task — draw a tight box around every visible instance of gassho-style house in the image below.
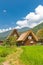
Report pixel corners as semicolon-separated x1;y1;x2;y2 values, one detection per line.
16;30;38;46
7;29;19;40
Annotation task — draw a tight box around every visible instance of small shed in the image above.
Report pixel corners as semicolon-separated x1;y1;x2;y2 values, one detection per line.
16;30;38;46
0;41;3;45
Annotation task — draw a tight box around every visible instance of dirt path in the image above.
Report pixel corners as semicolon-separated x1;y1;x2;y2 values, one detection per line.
2;47;24;65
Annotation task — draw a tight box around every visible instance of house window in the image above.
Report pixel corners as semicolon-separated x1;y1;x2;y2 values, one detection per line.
22;42;24;45
14;34;17;37
30;41;34;43
22;42;24;44
28;36;32;40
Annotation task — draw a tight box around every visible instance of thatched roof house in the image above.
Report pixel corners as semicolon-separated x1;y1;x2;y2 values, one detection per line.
16;30;38;46
7;29;19;40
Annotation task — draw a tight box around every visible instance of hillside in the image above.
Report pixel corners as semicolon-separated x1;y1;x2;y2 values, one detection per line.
0;22;43;40
0;30;12;40
18;27;30;33
0;27;30;40
32;23;43;34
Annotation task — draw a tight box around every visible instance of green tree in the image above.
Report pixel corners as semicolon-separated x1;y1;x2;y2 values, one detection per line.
4;36;17;46
36;29;43;39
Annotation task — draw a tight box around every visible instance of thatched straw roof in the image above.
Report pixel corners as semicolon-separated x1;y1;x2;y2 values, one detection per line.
7;29;19;40
17;30;38;42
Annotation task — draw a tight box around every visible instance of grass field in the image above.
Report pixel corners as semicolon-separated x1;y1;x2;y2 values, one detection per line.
20;45;43;65
0;45;43;65
0;46;16;63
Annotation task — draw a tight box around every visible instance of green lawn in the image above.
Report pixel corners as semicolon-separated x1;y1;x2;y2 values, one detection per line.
0;46;16;63
20;45;43;65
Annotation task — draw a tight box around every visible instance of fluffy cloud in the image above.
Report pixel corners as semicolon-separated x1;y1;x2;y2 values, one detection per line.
15;26;21;29
16;20;29;28
16;5;43;29
0;27;12;33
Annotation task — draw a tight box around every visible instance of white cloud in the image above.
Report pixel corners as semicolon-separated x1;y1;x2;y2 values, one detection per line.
35;5;43;15
29;23;37;28
3;10;7;13
15;5;43;29
8;27;12;30
15;26;21;29
16;20;29;28
0;27;12;33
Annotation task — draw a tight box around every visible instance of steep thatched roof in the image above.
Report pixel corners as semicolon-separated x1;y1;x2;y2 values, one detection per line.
17;30;38;42
7;29;19;40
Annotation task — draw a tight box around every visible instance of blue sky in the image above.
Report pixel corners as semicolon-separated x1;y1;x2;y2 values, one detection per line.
0;0;43;32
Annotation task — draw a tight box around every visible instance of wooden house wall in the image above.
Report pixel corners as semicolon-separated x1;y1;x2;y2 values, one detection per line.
16;41;24;46
24;33;36;45
24;37;36;45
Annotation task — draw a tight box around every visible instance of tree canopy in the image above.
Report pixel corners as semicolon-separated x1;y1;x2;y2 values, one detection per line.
36;29;43;39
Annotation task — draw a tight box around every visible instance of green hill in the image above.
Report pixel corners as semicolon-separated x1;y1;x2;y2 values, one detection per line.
0;30;12;40
0;22;43;40
0;27;30;40
32;23;43;34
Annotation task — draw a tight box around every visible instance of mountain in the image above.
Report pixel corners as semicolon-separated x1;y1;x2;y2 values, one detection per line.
0;22;43;41
18;27;31;33
0;27;30;40
32;23;43;34
0;30;12;40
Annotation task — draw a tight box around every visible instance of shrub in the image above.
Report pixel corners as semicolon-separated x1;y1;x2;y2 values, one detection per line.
4;36;17;46
0;51;8;57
